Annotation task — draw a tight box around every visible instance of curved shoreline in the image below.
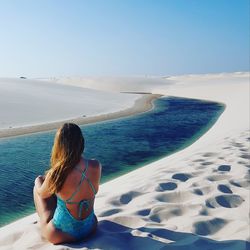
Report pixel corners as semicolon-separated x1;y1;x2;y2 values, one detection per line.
0;73;249;249
0;94;161;139
0;95;224;228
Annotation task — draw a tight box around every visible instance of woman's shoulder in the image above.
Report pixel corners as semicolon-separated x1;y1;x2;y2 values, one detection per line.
88;158;101;171
86;159;101;192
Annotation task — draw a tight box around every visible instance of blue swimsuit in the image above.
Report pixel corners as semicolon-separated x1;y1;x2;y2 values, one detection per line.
53;160;97;240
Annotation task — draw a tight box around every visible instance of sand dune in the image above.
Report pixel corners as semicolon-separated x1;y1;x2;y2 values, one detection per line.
0;77;144;130
0;72;249;250
38;76;170;93
0;78;161;138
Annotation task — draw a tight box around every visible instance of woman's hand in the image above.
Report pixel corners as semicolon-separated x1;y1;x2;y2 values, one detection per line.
34;174;53;198
38;175;45;181
34;175;45;188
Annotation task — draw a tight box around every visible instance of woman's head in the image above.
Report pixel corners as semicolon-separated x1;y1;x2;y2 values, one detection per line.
47;123;84;193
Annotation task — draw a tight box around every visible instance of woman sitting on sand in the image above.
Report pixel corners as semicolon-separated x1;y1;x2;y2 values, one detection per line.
33;123;101;244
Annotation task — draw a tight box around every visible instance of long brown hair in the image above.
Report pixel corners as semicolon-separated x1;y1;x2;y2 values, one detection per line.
46;123;84;193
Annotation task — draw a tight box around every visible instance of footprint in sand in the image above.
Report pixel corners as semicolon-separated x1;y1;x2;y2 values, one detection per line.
150;204;202;223
207;174;231;182
239;148;249;152
202;152;218;157
193;218;227;236
199;207;209;216
217;184;232;194
193;159;205;162
119;191;141;204
193;188;203;196
217;165;231;172
172;173;192;182
137;208;151;216
230;179;250;188
109;191;141;206
149;205;183;223
156;190;196;203
240;153;250;160
238;160;248;165
149;208;170;223
99;208;123;217
201;161;214;166
192;185;214;196
155;182;177;192
232;142;244;148
206;194;244;208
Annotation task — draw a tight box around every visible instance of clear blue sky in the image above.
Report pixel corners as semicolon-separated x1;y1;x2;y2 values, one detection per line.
0;0;249;77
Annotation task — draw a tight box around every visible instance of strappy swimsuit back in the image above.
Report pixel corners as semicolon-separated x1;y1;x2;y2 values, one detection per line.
53;159;97;240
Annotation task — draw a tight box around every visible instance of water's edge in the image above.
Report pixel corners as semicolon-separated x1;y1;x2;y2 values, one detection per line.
0;96;225;227
0;94;161;139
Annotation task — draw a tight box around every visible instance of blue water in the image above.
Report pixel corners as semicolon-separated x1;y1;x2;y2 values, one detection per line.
0;97;224;227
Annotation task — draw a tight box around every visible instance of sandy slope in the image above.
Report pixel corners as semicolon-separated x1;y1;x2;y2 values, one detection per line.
0;72;249;250
0;77;145;132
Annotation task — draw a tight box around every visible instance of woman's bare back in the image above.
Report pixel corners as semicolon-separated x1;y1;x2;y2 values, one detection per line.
57;158;101;219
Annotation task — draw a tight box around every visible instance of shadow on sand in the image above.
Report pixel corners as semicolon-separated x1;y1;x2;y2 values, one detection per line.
64;220;250;250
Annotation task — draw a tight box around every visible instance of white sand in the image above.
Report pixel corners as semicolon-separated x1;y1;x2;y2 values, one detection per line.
0;77;142;130
0;72;249;250
0;78;163;138
38;76;170;93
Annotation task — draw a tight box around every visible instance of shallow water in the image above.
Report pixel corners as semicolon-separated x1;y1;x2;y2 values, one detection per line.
0;96;224;227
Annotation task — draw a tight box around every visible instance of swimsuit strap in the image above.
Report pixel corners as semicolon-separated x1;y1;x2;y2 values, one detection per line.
86;176;97;195
62;159;97;219
65;159;97;200
66;199;94;218
73;159;97;196
65;159;89;203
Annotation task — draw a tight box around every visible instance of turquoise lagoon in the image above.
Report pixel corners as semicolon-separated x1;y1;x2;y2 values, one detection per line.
0;96;224;227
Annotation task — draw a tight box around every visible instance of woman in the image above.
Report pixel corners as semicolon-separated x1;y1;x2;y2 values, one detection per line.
33;123;101;244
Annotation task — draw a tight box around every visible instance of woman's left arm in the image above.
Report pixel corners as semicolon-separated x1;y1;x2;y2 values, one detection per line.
34;174;52;198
